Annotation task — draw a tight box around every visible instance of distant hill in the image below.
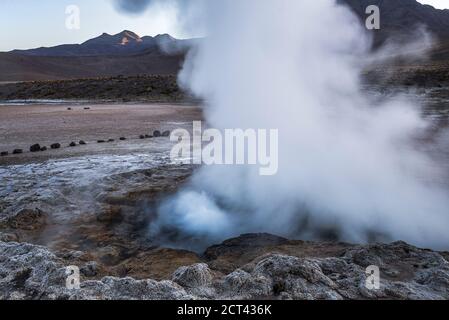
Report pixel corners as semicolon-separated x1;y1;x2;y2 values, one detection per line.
11;31;179;57
0;31;189;82
2;0;449;82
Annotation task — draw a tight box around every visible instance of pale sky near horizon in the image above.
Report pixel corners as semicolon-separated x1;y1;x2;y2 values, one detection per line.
0;0;447;51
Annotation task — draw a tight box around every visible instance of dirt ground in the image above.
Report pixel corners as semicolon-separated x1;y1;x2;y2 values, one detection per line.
0;103;202;165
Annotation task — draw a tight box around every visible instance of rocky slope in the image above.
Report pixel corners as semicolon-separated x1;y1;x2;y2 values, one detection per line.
1;234;448;300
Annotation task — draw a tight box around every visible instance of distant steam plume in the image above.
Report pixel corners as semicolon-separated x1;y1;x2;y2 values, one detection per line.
147;0;449;251
113;0;153;14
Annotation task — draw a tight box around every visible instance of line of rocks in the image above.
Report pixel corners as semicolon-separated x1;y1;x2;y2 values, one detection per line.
0;130;171;157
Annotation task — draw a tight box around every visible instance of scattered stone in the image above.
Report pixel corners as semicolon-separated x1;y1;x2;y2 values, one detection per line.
12;149;23;154
79;140;86;145
119;137;126;141
40;146;47;152
1;236;449;300
0;151;8;156
67;108;72;111
84;107;91;110
50;143;61;149
153;130;162;137
108;139;115;142
139;135;145;139
69;142;77;147
30;144;41;153
162;130;171;137
97;140;106;144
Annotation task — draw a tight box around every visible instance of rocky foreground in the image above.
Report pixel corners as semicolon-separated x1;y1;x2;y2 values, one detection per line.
1;163;449;300
1;233;449;300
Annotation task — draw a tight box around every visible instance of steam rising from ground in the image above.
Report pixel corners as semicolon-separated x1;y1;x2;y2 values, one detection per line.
150;0;449;250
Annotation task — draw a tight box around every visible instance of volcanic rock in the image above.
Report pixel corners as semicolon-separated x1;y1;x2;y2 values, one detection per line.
172;264;213;288
0;236;449;300
50;143;61;149
153;130;161;137
40;146;47;152
80;262;99;278
0;208;47;231
0;152;8;156
69;142;77;147
30;144;41;152
79;140;86;145
12;149;23;154
162;131;170;137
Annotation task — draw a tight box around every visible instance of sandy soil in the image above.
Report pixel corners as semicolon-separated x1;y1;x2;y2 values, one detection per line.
0;103;202;165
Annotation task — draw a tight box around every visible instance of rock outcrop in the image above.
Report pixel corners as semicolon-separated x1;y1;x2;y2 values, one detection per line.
1;234;448;300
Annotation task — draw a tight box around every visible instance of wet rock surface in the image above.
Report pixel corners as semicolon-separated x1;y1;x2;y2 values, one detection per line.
1;149;448;300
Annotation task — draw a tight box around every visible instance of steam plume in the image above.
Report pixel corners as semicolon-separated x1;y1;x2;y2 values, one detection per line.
150;0;449;251
113;0;153;14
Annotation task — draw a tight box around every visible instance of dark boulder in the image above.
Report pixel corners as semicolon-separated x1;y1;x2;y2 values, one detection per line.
139;135;145;139
50;143;61;149
79;140;86;145
69;142;77;147
162;131;171;137
145;134;153;139
97;140;106;143
40;146;47;152
108;139;115;142
12;149;23;154
119;137;126;141
84;107;91;110
153;130;162;137
0;151;8;156
30;144;41;153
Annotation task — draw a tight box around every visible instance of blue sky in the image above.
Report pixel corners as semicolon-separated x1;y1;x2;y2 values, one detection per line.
418;0;449;9
0;0;447;51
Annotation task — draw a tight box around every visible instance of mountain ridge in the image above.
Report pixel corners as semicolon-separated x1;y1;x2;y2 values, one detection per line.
2;0;449;82
10;30;180;57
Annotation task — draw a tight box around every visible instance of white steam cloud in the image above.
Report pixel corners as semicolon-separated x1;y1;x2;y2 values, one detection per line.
150;0;449;251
